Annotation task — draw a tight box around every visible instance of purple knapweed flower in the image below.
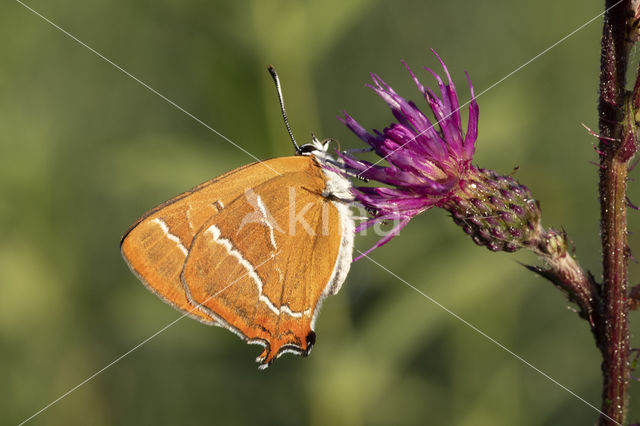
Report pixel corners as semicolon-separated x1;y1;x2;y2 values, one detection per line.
340;51;542;259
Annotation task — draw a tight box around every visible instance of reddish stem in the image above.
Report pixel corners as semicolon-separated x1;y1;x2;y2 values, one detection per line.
597;1;633;424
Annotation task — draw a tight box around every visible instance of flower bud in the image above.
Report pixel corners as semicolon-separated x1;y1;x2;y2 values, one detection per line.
443;168;541;252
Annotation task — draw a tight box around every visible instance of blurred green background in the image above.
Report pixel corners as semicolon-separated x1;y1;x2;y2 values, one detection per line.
2;0;640;425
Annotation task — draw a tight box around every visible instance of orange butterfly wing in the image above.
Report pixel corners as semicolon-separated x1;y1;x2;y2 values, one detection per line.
121;157;313;324
181;166;344;367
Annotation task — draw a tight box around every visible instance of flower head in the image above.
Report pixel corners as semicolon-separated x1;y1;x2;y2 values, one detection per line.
340;51;542;259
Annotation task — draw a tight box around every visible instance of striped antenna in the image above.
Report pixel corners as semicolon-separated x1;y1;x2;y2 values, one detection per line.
268;65;301;153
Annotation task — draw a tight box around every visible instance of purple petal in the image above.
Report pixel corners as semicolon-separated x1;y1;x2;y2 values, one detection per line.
422;78;464;158
339;112;380;149
431;49;462;130
339;154;422;186
354;187;439;212
463;71;478;160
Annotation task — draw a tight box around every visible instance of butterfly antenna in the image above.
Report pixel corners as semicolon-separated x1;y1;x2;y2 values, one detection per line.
268;65;301;153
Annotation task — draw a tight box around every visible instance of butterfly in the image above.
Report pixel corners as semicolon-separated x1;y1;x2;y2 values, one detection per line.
121;67;355;368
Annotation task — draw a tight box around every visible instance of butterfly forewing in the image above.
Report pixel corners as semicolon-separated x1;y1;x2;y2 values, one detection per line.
121;157;316;325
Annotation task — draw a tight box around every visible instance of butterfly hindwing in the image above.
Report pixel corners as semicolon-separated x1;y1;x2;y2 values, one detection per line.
181;163;344;367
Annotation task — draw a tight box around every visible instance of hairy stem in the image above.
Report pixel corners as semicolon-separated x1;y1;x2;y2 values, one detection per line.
528;228;597;328
597;1;633;424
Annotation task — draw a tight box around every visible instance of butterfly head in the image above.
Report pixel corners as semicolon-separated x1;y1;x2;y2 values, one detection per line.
296;134;331;156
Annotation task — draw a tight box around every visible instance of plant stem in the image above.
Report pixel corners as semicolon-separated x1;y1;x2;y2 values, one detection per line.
597;1;633;424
